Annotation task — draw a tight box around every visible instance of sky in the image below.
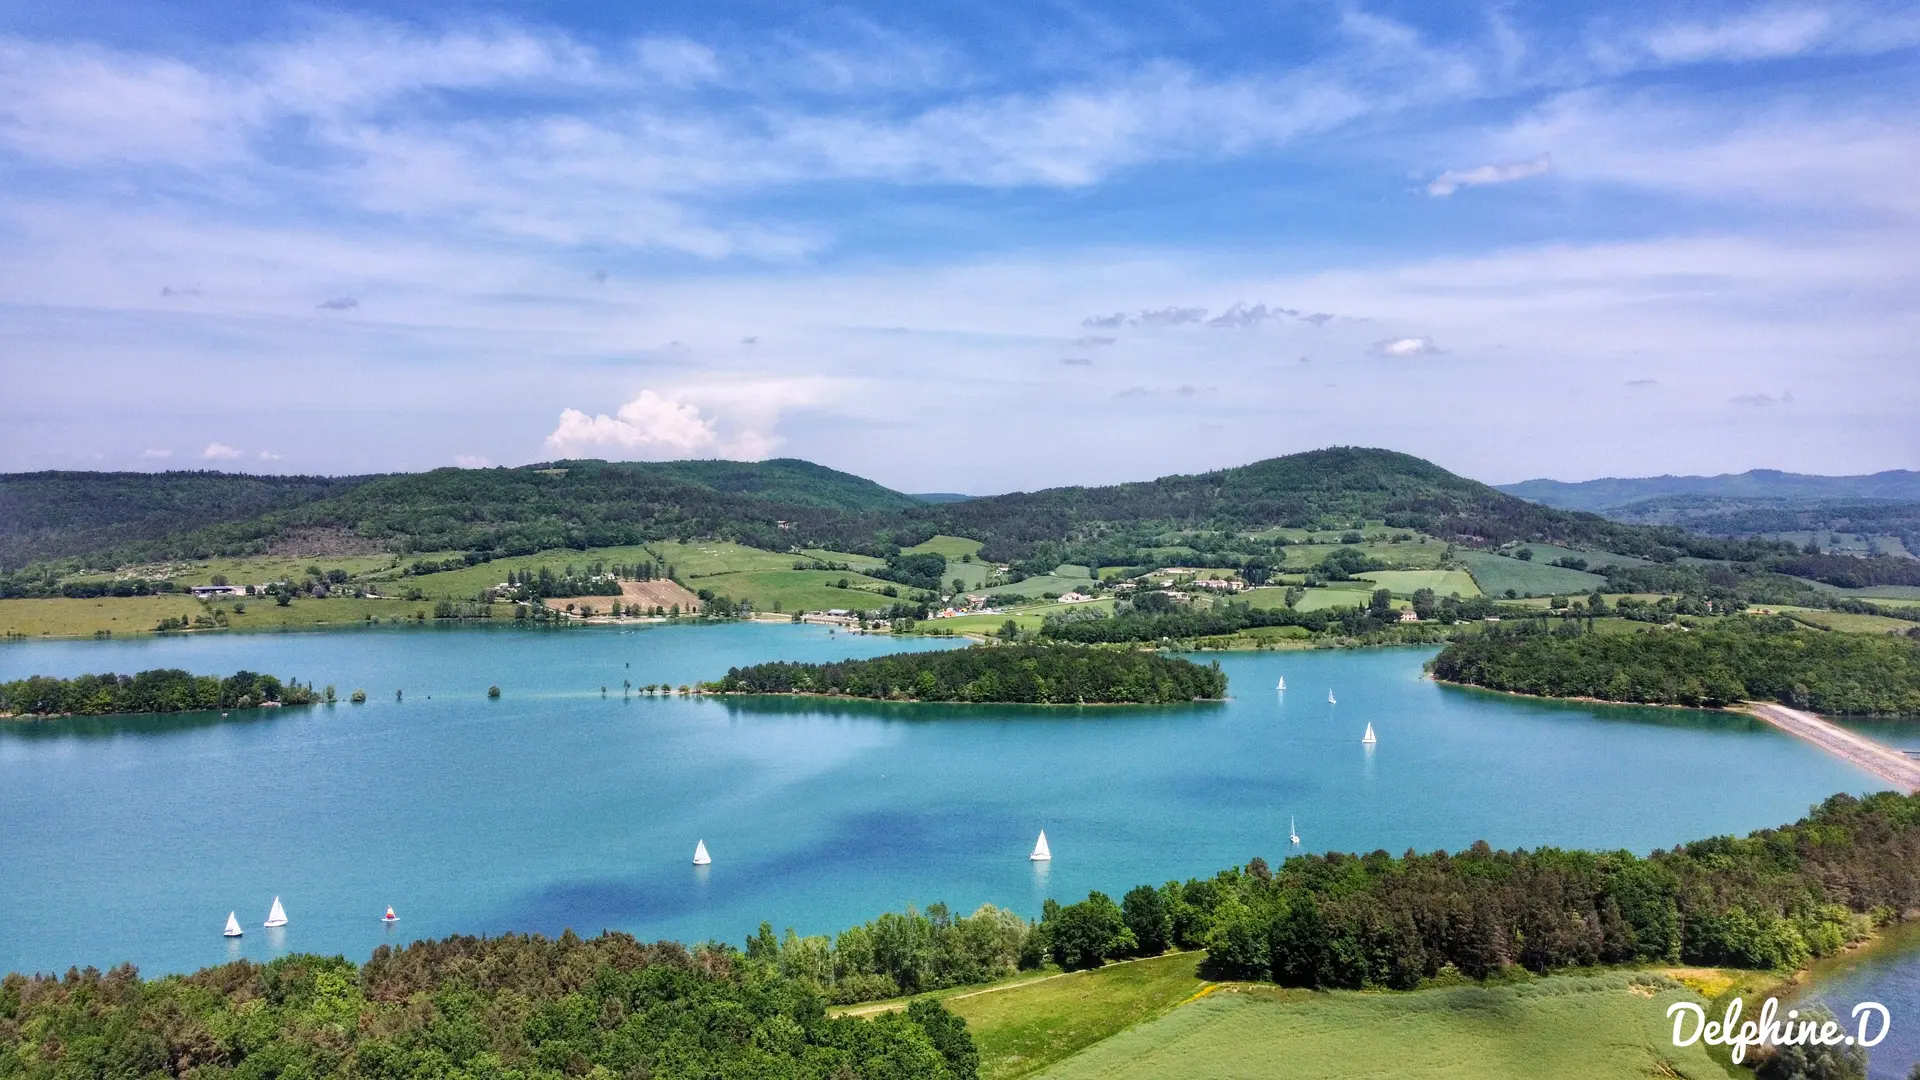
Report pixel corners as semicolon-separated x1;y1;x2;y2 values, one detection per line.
1;0;1917;493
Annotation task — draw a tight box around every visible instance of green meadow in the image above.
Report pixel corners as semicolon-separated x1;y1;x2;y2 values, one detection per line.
688;569;909;613
1038;970;1730;1080
1356;569;1480;597
1507;543;1651;570
1457;550;1607;597
902;534;986;560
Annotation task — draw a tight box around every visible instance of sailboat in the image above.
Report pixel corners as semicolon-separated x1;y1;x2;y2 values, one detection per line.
1328;689;1336;704
1029;831;1052;861
1276;677;1286;691
1289;817;1300;846
223;912;243;938
264;897;288;928
1361;722;1377;745
692;840;711;866
382;906;399;923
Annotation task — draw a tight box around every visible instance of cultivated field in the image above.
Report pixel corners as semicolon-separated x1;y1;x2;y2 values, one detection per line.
1507;543;1651;570
950;953;1212;1080
0;596;204;638
1457;550;1606;597
683;569;909;613
902;534;985;560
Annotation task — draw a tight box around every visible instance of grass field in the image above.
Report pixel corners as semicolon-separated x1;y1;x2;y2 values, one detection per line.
0;596;205;638
1457;550;1606;597
1507;543;1651;570
917;613;1044;637
949;953;1212;1080
1239;584;1378;612
687;569;914;613
390;545;663;599
71;553;405;589
1356;569;1480;597
1775;607;1920;635
1279;540;1446;571
644;540;806;578
797;548;885;571
1038;970;1729;1080
902;535;985;560
982;567;1095;597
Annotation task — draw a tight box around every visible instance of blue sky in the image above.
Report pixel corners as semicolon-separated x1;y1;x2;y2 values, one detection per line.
1;0;1916;492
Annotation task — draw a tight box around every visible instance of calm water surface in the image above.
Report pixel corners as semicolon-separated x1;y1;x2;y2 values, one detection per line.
0;623;1882;978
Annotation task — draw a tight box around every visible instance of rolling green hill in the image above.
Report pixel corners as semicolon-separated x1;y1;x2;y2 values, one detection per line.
1500;467;1920;511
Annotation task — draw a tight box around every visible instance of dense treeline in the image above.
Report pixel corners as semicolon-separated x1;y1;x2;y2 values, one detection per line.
707;645;1226;704
0;932;979;1080
0;670;319;717
1429;617;1920;713
1768;552;1920;589
0;471;372;569
1039;592;1507;644
746;904;1031;1005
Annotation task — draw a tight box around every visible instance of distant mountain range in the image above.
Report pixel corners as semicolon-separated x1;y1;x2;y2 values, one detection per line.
1499;469;1920;512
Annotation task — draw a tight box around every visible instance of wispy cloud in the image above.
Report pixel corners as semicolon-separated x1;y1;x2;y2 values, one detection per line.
1730;391;1794;407
1369;336;1443;357
455;454;494;468
1427;153;1552;197
141;448;172;459
1060;357;1093;366
317;297;359;311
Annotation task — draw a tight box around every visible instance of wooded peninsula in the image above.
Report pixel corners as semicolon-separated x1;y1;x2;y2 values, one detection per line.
705;644;1227;704
1428;617;1920;713
0;669;322;718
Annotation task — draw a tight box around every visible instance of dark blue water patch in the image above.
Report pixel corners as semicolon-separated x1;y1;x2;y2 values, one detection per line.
1802;937;1920;1079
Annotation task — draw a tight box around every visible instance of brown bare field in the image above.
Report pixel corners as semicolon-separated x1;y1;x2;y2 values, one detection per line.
543;579;702;615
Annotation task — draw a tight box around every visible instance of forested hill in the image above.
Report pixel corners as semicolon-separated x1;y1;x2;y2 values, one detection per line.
1500;468;1920;512
937;447;1703;565
26;458;926;567
0;471;372;568
9;448;1735;571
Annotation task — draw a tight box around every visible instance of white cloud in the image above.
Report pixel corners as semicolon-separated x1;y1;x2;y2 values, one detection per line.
1369;336;1443;357
202;442;242;460
1644;7;1835;64
257;450;282;460
141;448;172;459
455;454;494;468
547;390;720;458
1427;154;1552;197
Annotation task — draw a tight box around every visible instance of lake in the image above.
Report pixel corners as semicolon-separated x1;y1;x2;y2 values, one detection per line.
0;622;1882;978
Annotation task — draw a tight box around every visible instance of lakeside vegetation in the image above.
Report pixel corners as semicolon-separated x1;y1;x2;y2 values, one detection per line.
0;669;322;718
1430;616;1920;713
0;935;981;1080
706;645;1227;704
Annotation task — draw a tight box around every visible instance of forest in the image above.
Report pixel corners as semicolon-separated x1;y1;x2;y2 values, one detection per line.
0;670;321;718
1428;617;1920;713
705;645;1227;704
0;933;979;1080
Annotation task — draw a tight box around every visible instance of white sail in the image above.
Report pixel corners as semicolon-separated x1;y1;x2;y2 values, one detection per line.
1362;722;1377;744
223;912;243;937
1276;677;1286;691
1289;817;1300;846
264;897;288;927
1029;830;1052;861
382;906;398;922
1328;689;1336;704
692;840;711;865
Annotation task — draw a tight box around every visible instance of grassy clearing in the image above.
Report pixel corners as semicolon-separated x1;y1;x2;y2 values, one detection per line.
71;554;404;588
949;953;1212;1080
1356;569;1480;597
1279;539;1447;571
391;545;661;599
1775;607;1920;635
0;596;205;638
903;535;985;560
982;568;1095;598
688;570;914;613
797;548;886;571
643;540;799;578
1507;543;1651;570
917;614;1043;637
1039;970;1730;1080
1457;550;1606;597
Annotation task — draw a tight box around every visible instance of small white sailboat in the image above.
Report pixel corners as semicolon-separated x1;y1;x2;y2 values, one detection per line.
223;912;243;938
1328;689;1336;704
1276;677;1286;691
381;906;399;923
692;840;711;866
1029;831;1052;861
1289;817;1300;846
1361;722;1377;745
264;897;288;928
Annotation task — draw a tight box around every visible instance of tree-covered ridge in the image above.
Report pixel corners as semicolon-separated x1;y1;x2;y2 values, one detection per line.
0;670;321;718
0;932;980;1080
0;471;373;569
1429;618;1920;714
707;645;1227;704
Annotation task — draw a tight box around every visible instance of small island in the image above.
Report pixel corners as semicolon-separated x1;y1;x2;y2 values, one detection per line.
0;669;323;718
705;644;1227;704
1429;616;1920;714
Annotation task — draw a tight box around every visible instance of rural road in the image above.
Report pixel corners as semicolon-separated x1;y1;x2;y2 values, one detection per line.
1745;702;1920;793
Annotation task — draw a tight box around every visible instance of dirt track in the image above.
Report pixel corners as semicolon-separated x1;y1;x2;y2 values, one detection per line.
1745;702;1920;793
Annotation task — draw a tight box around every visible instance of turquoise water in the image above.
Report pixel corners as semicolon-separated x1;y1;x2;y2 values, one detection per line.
0;623;1880;977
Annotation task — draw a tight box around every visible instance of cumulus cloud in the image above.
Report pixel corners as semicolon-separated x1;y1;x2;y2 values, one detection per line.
546;390;720;458
202;442;242;460
1427;153;1552;197
455;454;493;468
317;296;359;310
1370;336;1443;357
141;447;172;458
